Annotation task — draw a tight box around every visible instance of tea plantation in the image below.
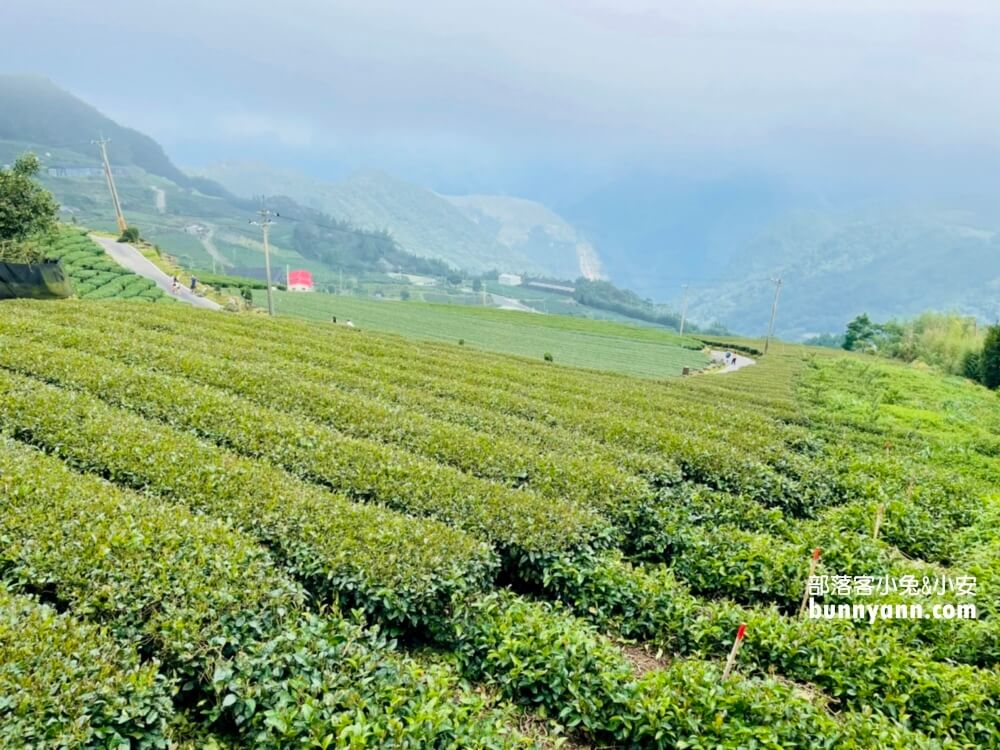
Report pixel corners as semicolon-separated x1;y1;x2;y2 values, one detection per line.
0;299;997;748
40;227;167;302
252;288;709;379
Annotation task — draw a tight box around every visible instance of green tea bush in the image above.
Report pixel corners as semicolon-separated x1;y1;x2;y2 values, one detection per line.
0;368;496;637
0;440;535;748
0;437;302;677
224;611;537;749
35;226;165;302
0;330;612;575
0;583;174;748
454;592;634;735
9;309;653;532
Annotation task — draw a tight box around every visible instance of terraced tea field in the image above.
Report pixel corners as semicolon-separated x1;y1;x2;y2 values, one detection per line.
252;288;709;378
0;299;997;748
39;228;167;302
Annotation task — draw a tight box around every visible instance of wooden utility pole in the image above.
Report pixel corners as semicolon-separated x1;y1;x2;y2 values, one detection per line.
763;276;783;355
678;284;690;336
251;207;276;315
93;136;128;234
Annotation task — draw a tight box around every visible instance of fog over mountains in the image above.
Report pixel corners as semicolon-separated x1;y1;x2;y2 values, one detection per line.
3;0;1000;335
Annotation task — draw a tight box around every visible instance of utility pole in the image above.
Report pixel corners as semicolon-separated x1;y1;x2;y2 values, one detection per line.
764;276;783;355
93;136;128;235
678;284;690;336
250;207;276;315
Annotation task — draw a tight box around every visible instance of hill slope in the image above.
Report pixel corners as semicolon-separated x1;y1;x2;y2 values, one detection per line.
444;193;600;280
0;76;458;285
1;299;996;747
0;74;228;197
562;172;1000;337
685;208;1000;338
195;161;598;278
250;290;707;378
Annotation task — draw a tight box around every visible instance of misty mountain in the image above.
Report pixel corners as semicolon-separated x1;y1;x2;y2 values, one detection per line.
683;208;1000;338
195;161;596;278
0;74;234;201
560;171;1000;337
0;75;455;283
443;194;597;280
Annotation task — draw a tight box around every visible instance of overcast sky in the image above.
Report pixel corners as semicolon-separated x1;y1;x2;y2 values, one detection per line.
2;0;999;197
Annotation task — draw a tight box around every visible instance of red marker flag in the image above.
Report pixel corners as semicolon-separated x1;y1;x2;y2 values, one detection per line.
722;622;748;680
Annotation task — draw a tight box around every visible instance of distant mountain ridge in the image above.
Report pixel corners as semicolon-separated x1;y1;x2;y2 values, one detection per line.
444;194;602;280
684;208;1000;338
561;170;1000;337
0;74;234;201
194;161;599;278
0;75;455;284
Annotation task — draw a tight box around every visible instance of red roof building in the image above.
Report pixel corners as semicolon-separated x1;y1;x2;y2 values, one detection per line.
287;269;314;292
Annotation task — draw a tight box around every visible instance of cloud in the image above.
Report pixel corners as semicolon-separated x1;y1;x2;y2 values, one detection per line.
2;0;1000;188
214;113;316;148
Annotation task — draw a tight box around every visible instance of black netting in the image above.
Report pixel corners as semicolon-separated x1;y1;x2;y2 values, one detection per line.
0;261;74;300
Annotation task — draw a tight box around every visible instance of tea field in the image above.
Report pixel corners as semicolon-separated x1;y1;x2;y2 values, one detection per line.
251;288;709;379
0;299;997;748
39;227;167;302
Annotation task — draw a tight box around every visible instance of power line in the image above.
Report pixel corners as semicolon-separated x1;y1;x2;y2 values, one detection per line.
678;284;690;336
764;276;783;355
249;206;278;316
92;136;128;235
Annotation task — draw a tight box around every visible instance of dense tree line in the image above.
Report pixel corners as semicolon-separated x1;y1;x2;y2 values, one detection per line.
291;211;452;277
573;278;684;329
840;311;1000;389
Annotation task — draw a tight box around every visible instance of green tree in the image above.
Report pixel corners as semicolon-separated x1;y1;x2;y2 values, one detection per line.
0;153;59;243
472;278;482;292
981;324;1000;390
119;226;141;243
961;350;983;383
400;289;411;300
843;314;876;351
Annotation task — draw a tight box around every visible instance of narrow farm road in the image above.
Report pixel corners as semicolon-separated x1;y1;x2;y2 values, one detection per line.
90;236;222;310
709;349;755;373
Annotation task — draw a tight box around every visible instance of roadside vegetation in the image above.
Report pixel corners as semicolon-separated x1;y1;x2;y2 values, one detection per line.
834;311;1000;389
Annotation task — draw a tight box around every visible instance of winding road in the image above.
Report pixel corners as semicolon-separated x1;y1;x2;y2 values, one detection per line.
90;236;221;310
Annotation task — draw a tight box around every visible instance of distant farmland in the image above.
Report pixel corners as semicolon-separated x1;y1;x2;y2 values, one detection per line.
253;289;709;378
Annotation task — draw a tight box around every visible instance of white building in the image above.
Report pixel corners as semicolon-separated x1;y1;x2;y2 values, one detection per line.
498;273;522;286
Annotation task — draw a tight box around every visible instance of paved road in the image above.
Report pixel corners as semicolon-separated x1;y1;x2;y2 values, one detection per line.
709;349;756;373
90;236;221;310
489;292;539;313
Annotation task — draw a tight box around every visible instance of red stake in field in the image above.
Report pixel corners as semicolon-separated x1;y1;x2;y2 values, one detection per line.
722;623;747;680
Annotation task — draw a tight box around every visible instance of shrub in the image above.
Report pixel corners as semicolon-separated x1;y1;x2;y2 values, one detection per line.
0;440;535;749
982;324;1000;389
119;226;141;243
0;583;174;748
0;365;498;637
